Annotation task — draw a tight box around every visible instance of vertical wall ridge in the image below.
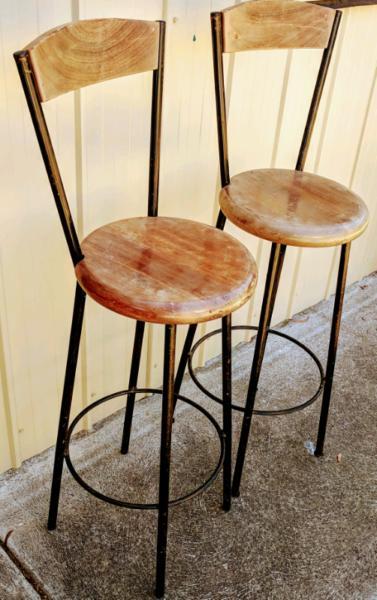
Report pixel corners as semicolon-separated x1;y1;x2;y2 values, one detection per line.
0;260;20;469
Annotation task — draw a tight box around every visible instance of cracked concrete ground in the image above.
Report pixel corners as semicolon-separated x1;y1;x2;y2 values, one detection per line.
0;548;39;599
0;273;376;599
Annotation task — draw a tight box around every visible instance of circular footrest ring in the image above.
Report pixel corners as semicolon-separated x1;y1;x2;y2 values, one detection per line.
64;388;225;510
188;325;325;416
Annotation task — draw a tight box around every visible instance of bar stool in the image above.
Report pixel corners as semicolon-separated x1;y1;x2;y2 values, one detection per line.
14;18;257;597
175;1;369;496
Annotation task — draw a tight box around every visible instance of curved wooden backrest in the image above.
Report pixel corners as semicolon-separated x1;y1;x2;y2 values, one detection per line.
23;18;161;102
222;0;336;53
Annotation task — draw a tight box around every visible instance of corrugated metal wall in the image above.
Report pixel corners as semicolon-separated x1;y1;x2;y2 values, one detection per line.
1;0;376;473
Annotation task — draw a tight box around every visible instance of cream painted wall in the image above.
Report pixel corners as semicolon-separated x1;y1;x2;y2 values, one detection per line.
0;1;376;473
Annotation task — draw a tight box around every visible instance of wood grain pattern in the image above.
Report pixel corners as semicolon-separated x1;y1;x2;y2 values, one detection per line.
75;217;257;325
222;0;336;53
220;169;369;247
24;18;160;102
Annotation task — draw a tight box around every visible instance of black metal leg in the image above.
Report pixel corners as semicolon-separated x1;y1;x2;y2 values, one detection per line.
155;324;176;599
173;323;197;401
232;243;284;498
216;209;226;230
48;283;86;530
121;320;146;454
222;314;232;512
315;243;351;457
254;244;286;385
262;244;286;351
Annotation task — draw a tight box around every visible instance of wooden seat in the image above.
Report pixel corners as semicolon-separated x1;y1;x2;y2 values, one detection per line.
219;169;369;248
75;216;257;324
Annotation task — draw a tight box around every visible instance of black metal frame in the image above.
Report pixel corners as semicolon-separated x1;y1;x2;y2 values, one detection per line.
174;8;350;496
14;19;234;599
216;9;349;495
219;9;348;494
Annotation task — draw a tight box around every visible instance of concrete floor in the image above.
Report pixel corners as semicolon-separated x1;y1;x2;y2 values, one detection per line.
1;273;376;599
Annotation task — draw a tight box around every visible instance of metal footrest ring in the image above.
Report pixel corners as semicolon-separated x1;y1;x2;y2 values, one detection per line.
188;326;325;416
64;388;225;510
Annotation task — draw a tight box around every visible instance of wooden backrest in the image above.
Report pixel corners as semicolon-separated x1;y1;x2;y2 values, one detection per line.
222;0;336;53
23;18;161;102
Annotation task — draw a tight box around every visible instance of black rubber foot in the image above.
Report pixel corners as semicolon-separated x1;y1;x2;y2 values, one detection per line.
232;489;240;498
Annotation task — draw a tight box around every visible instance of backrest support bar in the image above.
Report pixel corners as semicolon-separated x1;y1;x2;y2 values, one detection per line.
211;12;229;230
296;10;341;170
15;19;165;266
14;51;83;264
148;22;165;217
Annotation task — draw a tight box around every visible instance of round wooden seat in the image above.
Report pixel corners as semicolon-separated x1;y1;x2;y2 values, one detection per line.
75;216;257;324
220;169;369;248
